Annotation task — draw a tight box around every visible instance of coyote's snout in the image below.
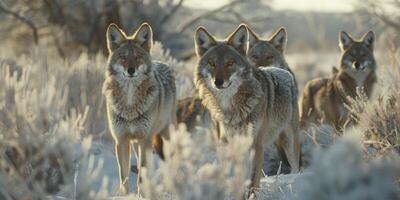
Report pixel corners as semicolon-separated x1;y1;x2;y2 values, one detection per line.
103;23;176;195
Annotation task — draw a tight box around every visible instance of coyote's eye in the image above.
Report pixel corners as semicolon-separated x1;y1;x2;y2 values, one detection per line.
208;60;216;67
227;60;235;66
120;56;128;64
266;56;273;60
251;54;259;60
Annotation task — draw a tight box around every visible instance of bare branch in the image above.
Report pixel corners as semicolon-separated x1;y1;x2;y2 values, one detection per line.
42;0;67;25
202;10;270;27
375;12;400;31
359;0;400;32
177;0;245;33
204;15;237;24
248;15;271;23
0;1;39;44
159;0;184;26
231;9;251;26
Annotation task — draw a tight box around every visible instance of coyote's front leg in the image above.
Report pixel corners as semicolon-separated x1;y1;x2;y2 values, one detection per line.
115;136;132;195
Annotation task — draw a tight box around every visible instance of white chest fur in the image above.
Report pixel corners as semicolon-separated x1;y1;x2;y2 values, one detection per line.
122;80;137;105
216;78;241;111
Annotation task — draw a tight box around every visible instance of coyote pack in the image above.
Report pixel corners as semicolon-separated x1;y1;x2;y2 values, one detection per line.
101;20;377;197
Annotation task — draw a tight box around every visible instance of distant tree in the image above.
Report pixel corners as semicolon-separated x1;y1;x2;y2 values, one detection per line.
357;0;400;58
0;0;267;58
358;0;400;33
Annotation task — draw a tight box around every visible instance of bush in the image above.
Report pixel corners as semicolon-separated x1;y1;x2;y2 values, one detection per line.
142;125;254;200
296;134;400;200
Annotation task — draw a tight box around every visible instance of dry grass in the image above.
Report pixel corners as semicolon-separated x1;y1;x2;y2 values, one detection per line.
0;39;399;199
296;134;400;200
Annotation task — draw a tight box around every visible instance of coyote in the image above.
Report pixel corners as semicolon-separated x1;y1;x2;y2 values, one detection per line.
247;26;300;173
103;23;176;194
194;24;300;191
300;31;376;130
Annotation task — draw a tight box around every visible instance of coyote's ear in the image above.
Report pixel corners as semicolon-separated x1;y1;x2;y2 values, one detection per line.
247;25;259;50
106;23;126;53
361;30;375;51
269;27;287;53
339;31;353;51
134;22;153;52
194;27;216;57
227;24;248;55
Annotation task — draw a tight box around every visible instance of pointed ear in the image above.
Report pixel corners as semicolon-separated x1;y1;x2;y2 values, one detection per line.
361;30;375;51
269;27;287;53
339;31;353;51
106;23;126;53
227;24;248;55
247;25;259;50
134;22;153;52
194;26;216;57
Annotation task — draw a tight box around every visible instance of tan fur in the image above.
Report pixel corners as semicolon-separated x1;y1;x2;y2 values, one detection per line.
176;91;211;131
300;31;377;130
103;23;176;195
194;24;300;193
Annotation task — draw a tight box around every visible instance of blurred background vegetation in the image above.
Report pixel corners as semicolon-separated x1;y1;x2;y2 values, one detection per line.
0;0;399;58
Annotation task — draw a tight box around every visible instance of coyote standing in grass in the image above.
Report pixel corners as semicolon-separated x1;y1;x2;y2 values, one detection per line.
103;23;176;194
300;31;376;130
246;26;300;173
194;24;300;192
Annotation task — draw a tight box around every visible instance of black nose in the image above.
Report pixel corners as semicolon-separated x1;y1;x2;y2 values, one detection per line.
214;78;224;88
354;62;360;69
127;67;135;75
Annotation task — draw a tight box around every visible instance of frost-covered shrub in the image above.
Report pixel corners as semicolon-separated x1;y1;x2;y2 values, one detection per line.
348;89;400;155
296;134;400;200
265;123;338;173
0;48;107;137
0;48;103;199
299;124;338;167
0;57;98;198
0;42;199;199
141;124;254;200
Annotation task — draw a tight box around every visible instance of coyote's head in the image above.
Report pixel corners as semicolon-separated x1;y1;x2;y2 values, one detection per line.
106;23;153;81
194;24;251;90
338;31;376;81
247;27;287;67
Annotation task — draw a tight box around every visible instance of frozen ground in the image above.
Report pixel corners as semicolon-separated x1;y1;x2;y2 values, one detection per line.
74;139;307;199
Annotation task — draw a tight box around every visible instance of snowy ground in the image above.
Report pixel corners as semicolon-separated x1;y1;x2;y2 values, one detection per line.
76;139;307;199
79;140;139;195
